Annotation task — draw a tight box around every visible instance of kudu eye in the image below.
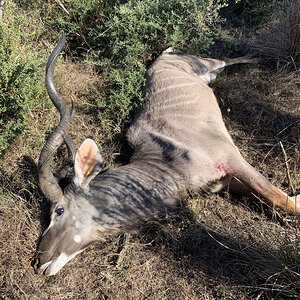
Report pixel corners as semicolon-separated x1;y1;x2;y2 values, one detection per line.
55;207;64;216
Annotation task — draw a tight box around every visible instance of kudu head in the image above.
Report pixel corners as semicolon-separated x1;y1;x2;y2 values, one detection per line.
34;33;103;276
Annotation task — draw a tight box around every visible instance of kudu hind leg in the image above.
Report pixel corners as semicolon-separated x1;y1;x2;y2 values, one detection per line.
229;156;299;214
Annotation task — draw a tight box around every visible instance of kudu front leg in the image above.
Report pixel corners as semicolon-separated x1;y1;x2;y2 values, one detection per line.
229;156;299;215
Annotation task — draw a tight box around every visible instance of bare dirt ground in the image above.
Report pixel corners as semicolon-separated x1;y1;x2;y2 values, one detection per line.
1;39;300;300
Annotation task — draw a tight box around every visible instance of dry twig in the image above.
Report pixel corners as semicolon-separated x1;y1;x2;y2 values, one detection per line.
54;0;69;15
279;141;296;195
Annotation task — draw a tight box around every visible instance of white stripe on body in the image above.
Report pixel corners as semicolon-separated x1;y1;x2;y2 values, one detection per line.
151;68;171;75
151;82;200;96
154;97;200;111
153;114;207;120
152;76;192;83
148;93;196;105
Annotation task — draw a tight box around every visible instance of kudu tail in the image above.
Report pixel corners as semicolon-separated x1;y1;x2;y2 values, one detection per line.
223;55;261;66
201;54;260;83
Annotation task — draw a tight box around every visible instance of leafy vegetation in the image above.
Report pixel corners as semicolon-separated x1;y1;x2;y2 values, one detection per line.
16;0;101;41
0;1;46;156
88;0;227;129
0;0;227;153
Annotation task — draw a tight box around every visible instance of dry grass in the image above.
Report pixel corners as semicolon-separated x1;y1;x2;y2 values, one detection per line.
212;63;300;298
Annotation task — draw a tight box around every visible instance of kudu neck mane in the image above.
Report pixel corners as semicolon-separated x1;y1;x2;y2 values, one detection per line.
64;153;187;232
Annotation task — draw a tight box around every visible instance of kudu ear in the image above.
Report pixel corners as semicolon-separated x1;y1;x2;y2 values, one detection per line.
74;139;103;189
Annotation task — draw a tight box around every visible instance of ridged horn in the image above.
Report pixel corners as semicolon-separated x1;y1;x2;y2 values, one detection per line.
38;32;75;202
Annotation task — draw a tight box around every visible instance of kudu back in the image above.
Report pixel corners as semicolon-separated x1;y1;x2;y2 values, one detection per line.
34;33;299;276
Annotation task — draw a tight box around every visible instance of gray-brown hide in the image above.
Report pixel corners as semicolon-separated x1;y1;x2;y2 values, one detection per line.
34;34;299;276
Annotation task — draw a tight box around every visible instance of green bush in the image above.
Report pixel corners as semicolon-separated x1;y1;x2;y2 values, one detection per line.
87;0;228;130
0;0;228;154
15;0;101;44
0;1;46;156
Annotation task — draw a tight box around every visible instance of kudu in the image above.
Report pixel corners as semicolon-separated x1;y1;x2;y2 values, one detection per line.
34;33;299;276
